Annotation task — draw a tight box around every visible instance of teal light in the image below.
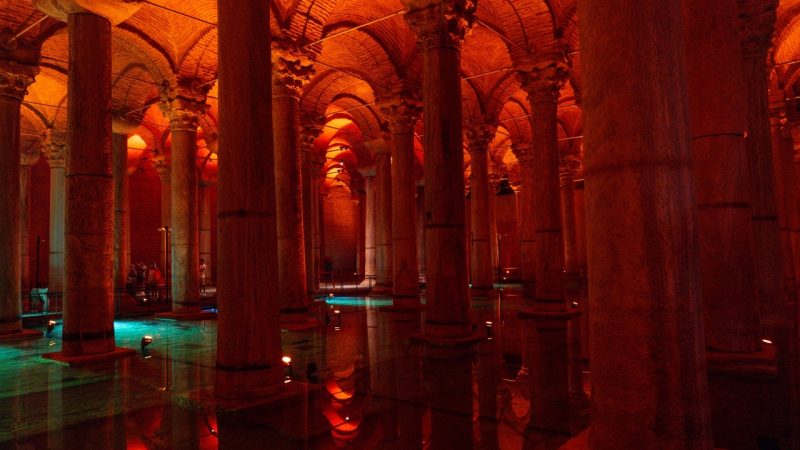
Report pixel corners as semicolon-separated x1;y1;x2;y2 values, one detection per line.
325;297;393;307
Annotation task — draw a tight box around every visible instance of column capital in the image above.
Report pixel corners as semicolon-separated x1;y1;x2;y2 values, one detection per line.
0;60;38;103
358;166;376;179
159;78;210;132
40;129;68;168
559;154;582;180
465;118;497;153
20;150;40;167
152;156;170;182
272;38;315;99
516;58;570;104
738;0;776;59
378;95;422;134
364;138;391;157
402;0;476;51
511;142;534;167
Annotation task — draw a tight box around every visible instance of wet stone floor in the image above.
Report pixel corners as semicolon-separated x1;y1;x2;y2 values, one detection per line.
1;292;592;449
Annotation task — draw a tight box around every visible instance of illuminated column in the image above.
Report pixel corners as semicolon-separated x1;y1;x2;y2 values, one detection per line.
111;132;128;290
0;53;39;339
579;0;713;445
160;79;208;316
403;0;475;339
41;130;67;294
198;181;212;282
153;158;171;272
511;142;535;297
216;0;284;401
380;95;421;302
309;151;325;291
739;1;785;323
465;119;496;293
370;139;393;293
36;0;143;359
20;152;39;292
272;40;313;322
559;155;580;279
488;168;500;283
359;168;377;282
300;124;323;293
517;57;573;435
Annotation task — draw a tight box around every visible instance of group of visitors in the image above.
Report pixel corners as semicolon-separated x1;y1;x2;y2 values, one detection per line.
126;261;165;302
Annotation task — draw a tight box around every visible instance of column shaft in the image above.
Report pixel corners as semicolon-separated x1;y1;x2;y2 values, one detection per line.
363;175;376;280
579;0;713;446
391;129;418;300
112;133;128;289
20;161;32;292
772;120;797;302
198;182;212;282
48;164;65;292
374;151;393;290
469;148;492;291
170;127;199;313
560;170;578;276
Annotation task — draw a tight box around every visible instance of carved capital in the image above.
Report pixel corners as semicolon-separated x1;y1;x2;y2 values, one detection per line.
41;129;68;168
517;59;570;104
272;38;315;99
738;0;776;59
465;119;497;153
159;78;209;132
402;0;476;51
152;156;170;182
0;60;38;102
511;142;534;167
559;155;582;180
299;118;323;153
379;95;422;134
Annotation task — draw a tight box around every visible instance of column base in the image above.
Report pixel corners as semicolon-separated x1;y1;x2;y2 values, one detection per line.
155;310;218;321
42;347;136;366
706;345;778;379
0;328;43;341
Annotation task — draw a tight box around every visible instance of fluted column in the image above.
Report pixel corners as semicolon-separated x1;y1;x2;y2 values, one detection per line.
20;152;39;293
272;41;313;321
403;0;475;339
684;0;761;352
0;56;39;338
41;130;67;294
216;0;283;401
739;0;785;323
465;119;496;293
371;142;393;293
380;96;421;302
579;0;713;446
517;58;573;435
112;132;128;290
511;143;535;297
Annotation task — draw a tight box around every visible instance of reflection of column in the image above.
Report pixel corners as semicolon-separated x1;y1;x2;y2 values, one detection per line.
161;80;206;316
272;40;313;320
198;181;212;282
41;130;67;294
404;0;474;339
579;0;713;446
0;56;38;338
216;0;283;402
685;0;762;353
20;152;39;292
739;2;785;323
380;96;421;301
112;132;128;289
424;346;474;450
372;143;393;292
466;120;496;293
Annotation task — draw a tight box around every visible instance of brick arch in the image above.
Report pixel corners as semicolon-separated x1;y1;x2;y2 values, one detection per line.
301;69;377;121
177;26;218;82
498;94;531;143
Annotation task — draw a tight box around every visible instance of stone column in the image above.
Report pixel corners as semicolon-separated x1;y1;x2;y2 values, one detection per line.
153;158;171;273
370;141;393;293
739;1;785;323
465;120;496;294
416;183;426;280
579;0;713;446
41;130;67;294
511;143;535;297
403;0;475;339
783;128;800;301
517;58;573;435
198;181;212;282
300;125;323;293
771;114;797;303
216;0;283;402
684;0;761;353
380;96;421;302
560;156;580;279
20;152;39;293
488;169;500;282
37;2;142;360
272;41;313;323
0;54;39;339
359;168;377;282
160;80;207;317
309;151;325;292
112;133;128;290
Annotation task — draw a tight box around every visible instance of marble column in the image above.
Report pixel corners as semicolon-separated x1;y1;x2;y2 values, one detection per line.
579;0;713;446
488;169;500;282
112;132;128;290
20;152;39;293
153;159;171;273
771;114;797;303
41;130;67;294
403;0;475;339
310;151;325;292
465;120;496;293
380;96;421;302
783;128;800;301
198;181;212;282
517;58;573;435
272;41;313;321
559;156;580;279
0;56;39;338
511;143;535;297
739;1;785;323
360;169;376;283
216;0;283;401
684;0;761;352
300;126;323;293
371;141;393;293
160;80;207;316
415;183;426;280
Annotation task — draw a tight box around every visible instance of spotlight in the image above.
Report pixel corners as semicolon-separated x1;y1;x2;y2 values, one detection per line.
141;335;153;349
762;339;773;345
334;309;342;330
282;355;294;378
571;301;579;308
46;320;56;337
